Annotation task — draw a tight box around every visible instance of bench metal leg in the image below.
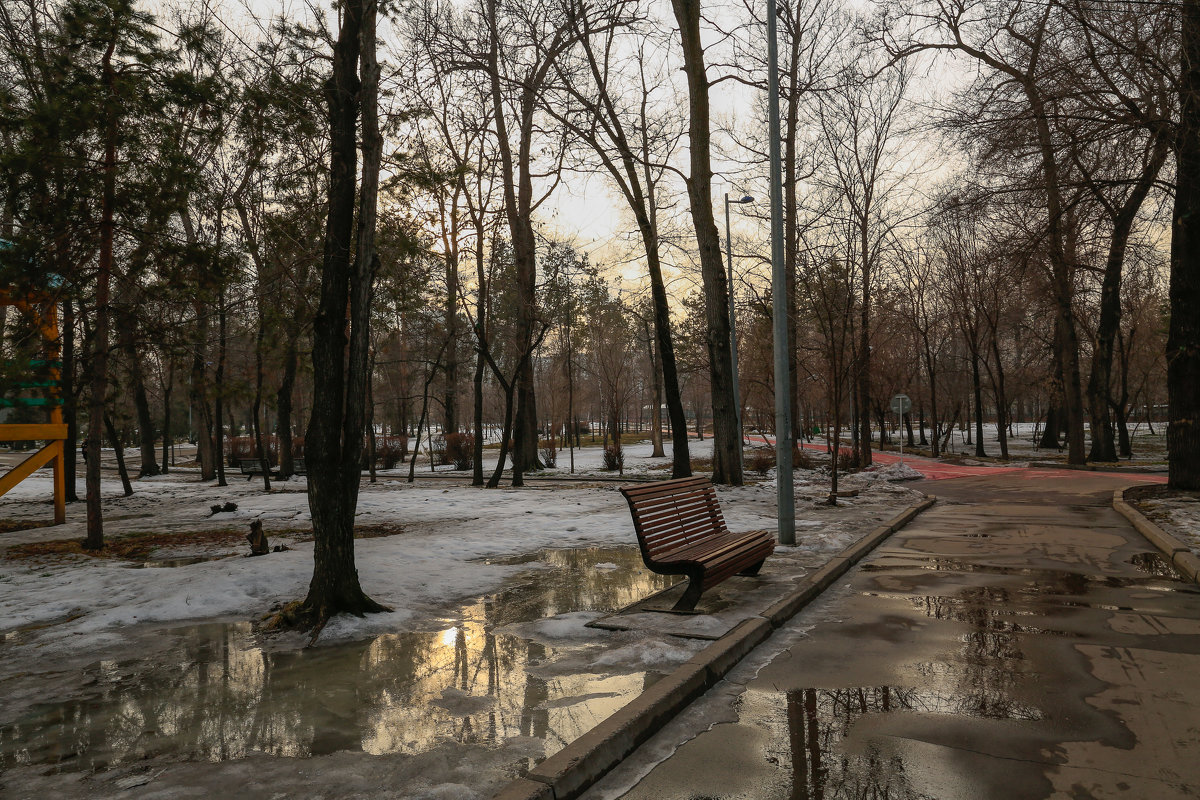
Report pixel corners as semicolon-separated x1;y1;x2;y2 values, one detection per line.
738;559;766;577
672;578;704;612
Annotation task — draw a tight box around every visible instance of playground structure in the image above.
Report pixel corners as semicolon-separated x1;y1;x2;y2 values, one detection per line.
0;287;66;524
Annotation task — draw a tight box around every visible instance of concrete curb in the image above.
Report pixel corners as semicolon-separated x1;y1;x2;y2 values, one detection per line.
1029;461;1168;476
1113;486;1199;584
492;494;938;800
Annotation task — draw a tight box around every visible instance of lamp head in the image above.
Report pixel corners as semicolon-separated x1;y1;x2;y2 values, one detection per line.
738;195;754;204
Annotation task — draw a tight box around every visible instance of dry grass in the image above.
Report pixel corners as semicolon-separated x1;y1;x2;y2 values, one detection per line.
1;522;406;564
3;528;255;562
0;519;56;534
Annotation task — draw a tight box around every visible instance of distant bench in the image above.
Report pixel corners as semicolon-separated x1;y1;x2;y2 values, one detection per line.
238;458;273;480
237;458;306;479
620;476;775;612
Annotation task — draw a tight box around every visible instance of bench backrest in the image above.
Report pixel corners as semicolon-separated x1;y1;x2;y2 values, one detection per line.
620;477;729;559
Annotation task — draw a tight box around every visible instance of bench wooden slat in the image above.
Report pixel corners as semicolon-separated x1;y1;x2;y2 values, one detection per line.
620;477;775;611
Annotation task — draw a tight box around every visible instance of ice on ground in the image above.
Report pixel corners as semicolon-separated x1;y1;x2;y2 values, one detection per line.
592;638;708;669
1138;492;1200;555
501;611;606;642
851;462;926;482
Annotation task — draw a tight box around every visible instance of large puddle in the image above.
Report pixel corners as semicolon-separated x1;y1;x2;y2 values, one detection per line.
0;547;675;773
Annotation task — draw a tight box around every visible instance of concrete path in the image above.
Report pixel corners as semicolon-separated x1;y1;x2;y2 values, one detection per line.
585;471;1200;799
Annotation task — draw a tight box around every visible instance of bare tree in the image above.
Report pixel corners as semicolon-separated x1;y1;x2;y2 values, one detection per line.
670;0;742;484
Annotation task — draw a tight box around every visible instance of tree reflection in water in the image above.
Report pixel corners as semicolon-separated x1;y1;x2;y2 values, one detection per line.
0;547;673;773
768;584;1044;798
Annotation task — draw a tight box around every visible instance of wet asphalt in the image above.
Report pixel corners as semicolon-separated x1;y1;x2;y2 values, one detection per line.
611;471;1200;799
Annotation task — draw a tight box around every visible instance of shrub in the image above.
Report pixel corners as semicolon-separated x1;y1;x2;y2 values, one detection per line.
748;449;774;475
793;445;814;470
428;435;449;466
375;440;402;469
602;445;624;471
445;433;475;470
540;439;557;468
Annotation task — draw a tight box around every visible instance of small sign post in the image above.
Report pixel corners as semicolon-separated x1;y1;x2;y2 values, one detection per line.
890;394;911;465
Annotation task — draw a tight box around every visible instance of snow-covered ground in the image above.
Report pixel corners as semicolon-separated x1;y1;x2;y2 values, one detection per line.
1135;491;1200;556
878;421;1168;463
0;439;925;799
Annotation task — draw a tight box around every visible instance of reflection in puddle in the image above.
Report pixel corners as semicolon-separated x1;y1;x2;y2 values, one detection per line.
743;580;1043;798
865;557;1198;595
761;681;1037;800
0;547;672;773
861;588;1078;638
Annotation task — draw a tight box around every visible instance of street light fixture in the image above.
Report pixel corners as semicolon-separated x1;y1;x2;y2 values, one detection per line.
725;192;754;478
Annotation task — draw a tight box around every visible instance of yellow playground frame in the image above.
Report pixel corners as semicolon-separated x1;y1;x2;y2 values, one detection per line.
0;289;67;524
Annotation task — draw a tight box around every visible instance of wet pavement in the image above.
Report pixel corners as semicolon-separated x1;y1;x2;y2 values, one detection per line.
592;472;1200;799
0;547;686;788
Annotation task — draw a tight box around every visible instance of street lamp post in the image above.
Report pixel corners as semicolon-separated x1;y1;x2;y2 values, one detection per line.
767;0;795;545
724;192;754;476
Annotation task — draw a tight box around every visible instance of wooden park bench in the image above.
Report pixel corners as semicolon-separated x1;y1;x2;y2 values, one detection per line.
238;458;274;480
620;476;775;612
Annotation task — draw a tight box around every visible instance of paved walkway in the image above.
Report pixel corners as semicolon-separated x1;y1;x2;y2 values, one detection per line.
586;471;1200;799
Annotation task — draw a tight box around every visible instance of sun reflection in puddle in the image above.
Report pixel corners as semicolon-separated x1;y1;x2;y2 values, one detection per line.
0;546;672;773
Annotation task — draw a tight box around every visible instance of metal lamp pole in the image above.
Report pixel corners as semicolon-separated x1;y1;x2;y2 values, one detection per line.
767;0;795;545
725;192;754;477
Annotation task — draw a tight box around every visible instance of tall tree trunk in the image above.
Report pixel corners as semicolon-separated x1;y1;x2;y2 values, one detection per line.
190;309;215;481
214;232;228;487
161;359;172;475
117;307;158;477
1170;0;1200;489
83;36;119;551
299;0;387;626
644;317;664;458
971;348;986;457
857;230;873;468
671;0;741;484
1088;141;1169;462
104;414;133;497
276;332;299;478
252;287;271;493
485;0;541;475
62;298;79;502
1115;327;1134;458
989;336;1009;460
471;223;489;488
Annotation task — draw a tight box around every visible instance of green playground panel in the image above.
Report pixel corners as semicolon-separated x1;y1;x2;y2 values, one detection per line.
0;397;63;407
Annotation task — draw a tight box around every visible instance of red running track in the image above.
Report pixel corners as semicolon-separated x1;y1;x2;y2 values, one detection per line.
746;435;1168;484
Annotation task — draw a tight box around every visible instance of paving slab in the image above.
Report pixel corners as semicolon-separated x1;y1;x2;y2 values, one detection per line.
586;471;1200;800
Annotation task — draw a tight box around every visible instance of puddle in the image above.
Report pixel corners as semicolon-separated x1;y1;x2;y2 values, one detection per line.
749;681;1040;800
865;557;1196;593
0;547;673;773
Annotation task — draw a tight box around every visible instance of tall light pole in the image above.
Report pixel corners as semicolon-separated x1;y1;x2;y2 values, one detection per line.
767;0;795;544
725;192;754;477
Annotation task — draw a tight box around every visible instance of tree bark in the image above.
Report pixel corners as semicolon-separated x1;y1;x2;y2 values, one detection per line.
117;305;158;477
104;414;133;497
83;34;119;551
62;298;79;502
299;0;387;625
1170;0;1200;489
1088;139;1170;462
276;332;299;478
670;0;741;484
